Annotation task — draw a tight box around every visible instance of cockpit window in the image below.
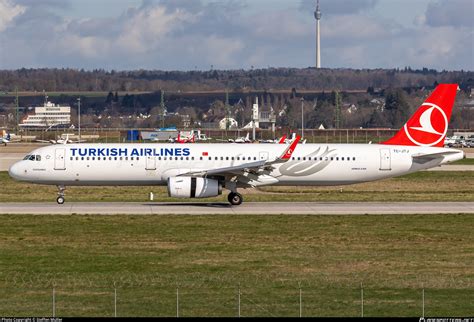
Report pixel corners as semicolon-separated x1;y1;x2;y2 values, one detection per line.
24;154;41;161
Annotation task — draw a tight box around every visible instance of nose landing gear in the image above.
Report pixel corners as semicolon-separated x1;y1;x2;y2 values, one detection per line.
56;185;66;204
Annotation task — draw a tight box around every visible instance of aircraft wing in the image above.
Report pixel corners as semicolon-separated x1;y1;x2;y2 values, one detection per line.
35;139;54;143
412;151;460;163
178;136;301;179
180;160;267;177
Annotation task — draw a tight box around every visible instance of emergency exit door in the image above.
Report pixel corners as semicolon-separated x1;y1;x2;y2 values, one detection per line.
146;156;156;170
379;148;391;171
259;151;269;161
54;148;66;170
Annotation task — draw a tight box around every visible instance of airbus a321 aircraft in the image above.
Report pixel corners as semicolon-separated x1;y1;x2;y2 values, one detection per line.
9;84;464;205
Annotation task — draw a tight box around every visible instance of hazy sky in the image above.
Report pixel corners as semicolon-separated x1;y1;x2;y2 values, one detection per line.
0;0;472;71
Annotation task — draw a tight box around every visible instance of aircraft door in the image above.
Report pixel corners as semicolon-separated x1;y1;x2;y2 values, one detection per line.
54;148;66;170
259;151;269;161
379;148;391;171
146;156;156;170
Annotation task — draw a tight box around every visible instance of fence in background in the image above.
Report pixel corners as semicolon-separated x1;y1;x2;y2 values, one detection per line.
1;281;471;317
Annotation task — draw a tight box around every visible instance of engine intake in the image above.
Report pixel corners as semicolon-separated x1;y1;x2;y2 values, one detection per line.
167;177;222;198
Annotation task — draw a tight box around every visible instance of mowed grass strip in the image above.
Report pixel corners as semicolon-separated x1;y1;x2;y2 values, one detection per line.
0;214;472;317
0;171;473;202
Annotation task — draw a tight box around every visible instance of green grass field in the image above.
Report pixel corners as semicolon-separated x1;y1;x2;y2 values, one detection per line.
0;214;472;317
451;158;474;165
1;171;473;203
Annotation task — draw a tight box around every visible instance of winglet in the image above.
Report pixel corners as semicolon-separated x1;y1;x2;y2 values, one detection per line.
280;135;301;160
278;135;287;144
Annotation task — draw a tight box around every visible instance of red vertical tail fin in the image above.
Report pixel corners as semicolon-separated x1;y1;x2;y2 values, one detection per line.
382;84;458;147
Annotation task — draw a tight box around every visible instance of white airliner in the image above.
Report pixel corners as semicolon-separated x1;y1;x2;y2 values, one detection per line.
36;134;87;145
9;84;464;205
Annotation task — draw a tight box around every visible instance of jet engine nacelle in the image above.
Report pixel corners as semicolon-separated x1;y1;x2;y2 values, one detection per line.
167;177;222;198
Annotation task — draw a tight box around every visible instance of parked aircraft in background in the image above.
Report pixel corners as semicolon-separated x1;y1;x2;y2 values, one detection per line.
9;84;464;206
259;135;288;144
169;132;195;143
36;134;87;145
229;133;251;143
1;130;21;146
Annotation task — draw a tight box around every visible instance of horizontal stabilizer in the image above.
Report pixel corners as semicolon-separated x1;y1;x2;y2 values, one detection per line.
412;151;460;163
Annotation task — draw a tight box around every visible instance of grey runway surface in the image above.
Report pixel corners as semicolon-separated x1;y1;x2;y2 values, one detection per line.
1;202;473;215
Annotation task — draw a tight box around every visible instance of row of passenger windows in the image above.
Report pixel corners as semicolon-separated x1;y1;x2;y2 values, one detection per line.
69;156;357;162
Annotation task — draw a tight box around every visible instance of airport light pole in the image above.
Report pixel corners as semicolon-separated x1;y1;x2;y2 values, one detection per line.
301;97;304;139
77;98;81;141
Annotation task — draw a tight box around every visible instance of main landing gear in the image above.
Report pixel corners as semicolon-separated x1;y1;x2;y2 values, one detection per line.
228;192;243;206
57;185;66;204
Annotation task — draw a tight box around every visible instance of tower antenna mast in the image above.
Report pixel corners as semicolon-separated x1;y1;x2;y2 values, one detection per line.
314;0;322;68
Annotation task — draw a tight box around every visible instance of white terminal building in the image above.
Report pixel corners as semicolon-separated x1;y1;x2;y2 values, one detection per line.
20;101;71;127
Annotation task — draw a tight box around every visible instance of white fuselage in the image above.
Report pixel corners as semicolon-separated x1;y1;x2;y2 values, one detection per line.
8;143;463;187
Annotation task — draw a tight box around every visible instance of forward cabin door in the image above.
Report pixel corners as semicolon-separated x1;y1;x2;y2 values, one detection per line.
146;156;156;170
379;148;391;171
54;148;66;170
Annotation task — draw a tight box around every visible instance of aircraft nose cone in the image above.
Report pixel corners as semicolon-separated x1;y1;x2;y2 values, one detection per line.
8;162;23;180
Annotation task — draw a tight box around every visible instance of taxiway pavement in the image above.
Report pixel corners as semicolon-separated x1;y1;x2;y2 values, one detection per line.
1;202;473;215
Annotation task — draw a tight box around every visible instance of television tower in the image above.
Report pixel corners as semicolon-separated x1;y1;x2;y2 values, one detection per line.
314;0;321;68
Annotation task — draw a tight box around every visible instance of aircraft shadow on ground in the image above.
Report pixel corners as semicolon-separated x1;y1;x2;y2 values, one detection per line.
143;202;231;208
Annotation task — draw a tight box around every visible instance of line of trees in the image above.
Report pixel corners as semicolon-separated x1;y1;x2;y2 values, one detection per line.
0;67;472;92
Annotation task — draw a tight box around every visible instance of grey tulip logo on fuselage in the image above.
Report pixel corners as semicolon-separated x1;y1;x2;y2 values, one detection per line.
278;146;337;177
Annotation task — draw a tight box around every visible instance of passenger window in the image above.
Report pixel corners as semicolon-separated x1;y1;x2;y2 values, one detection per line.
297;157;301;161
180;157;183;160
114;157;117;160
231;157;234;160
158;157;161;160
254;157;257;161
342;157;345;161
336;157;339;161
87;157;90;161
81;157;84;161
70;157;73;161
220;157;224;160
109;157;112;160
237;157;240;160
353;157;356;161
319;157;323;161
76;157;79;160
303;157;306;161
226;157;229;160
